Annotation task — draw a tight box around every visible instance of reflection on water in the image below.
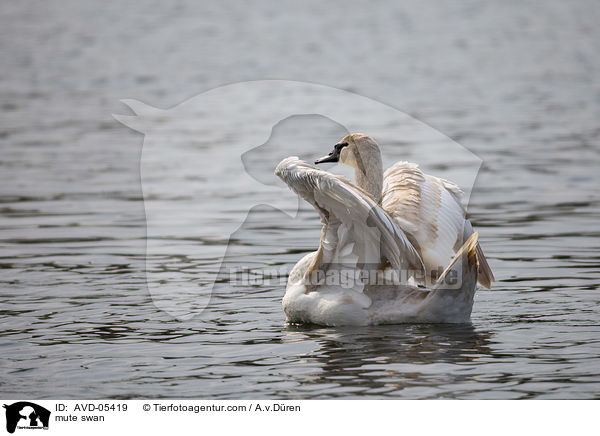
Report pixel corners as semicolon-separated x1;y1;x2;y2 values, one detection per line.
282;324;495;398
1;0;600;399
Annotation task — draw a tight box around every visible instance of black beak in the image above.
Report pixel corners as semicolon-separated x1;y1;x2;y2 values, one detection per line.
314;151;339;164
315;142;347;165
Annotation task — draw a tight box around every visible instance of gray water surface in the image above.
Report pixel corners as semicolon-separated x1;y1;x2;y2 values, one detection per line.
1;1;599;399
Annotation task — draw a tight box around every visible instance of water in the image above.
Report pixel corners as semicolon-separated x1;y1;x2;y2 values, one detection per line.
1;0;599;399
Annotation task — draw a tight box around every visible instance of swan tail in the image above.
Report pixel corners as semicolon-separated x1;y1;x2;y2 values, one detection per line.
474;242;494;289
462;220;494;289
435;232;479;287
425;232;478;323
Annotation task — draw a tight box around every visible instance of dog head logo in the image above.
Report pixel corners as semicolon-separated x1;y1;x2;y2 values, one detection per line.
113;80;481;320
3;402;50;433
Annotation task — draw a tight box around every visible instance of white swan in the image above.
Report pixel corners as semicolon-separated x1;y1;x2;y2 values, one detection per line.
274;133;494;326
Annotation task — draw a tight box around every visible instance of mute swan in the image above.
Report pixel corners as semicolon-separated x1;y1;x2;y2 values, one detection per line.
274;133;494;326
314;134;494;288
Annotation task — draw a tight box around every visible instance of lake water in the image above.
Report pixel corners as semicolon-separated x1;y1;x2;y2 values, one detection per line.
1;0;599;399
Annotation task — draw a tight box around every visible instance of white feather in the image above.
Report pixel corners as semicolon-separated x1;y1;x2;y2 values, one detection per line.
275;155;482;325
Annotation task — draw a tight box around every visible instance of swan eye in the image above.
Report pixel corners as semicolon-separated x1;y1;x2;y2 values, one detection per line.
335;142;348;152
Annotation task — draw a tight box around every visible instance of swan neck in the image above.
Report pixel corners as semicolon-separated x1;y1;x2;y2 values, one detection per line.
354;152;383;202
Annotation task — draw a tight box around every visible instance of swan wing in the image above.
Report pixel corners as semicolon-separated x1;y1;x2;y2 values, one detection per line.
275;157;425;282
382;161;494;288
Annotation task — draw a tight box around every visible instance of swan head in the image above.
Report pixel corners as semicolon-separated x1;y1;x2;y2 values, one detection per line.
314;133;380;170
315;133;384;201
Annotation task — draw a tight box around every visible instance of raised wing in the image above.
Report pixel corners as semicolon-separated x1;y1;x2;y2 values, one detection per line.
275;157;425;286
382;161;494;288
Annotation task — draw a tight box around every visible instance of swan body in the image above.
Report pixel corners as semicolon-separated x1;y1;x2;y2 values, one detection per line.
283;233;479;326
275;134;494;326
